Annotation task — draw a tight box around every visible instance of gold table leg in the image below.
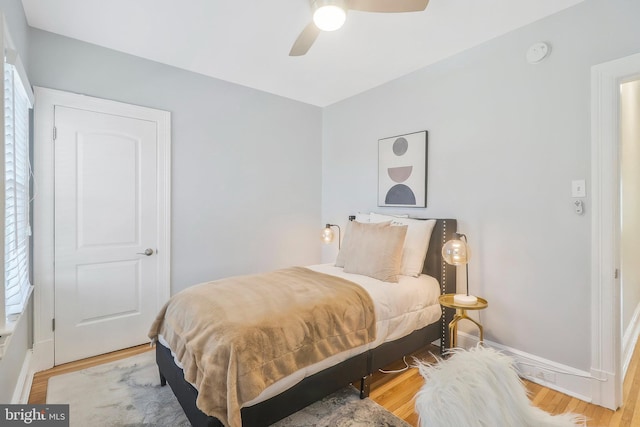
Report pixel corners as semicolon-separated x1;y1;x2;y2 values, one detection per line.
448;308;484;348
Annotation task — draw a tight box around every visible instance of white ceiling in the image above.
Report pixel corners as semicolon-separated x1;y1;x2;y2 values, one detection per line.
20;0;585;107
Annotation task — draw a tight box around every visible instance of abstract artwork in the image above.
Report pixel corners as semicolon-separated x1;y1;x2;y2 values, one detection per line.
378;131;427;207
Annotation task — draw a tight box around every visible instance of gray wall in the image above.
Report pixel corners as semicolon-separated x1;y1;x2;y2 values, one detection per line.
322;0;640;371
27;30;323;294
0;0;31;404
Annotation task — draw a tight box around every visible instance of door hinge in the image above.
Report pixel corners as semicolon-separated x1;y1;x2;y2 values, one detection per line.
52;318;55;331
53;126;57;140
615;269;619;279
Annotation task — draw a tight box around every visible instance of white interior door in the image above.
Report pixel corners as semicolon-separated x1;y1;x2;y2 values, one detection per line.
54;105;160;364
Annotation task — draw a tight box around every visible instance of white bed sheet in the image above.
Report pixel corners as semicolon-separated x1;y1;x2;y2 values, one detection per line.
158;264;442;407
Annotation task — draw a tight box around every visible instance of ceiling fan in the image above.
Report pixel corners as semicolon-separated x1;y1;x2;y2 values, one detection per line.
289;0;430;56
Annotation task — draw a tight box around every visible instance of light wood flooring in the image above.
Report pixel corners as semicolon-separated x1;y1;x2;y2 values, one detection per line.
29;341;640;426
369;342;640;427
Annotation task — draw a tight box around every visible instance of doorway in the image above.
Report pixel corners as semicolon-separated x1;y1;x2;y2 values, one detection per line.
620;79;640;376
33;87;171;369
591;53;640;410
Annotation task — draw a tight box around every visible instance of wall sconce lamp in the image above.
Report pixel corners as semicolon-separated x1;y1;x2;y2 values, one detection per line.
321;224;342;249
442;233;477;305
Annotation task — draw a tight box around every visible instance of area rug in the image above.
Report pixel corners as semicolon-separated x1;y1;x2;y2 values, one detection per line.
47;351;410;427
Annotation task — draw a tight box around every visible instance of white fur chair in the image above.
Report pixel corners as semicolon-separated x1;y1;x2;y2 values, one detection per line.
414;346;586;427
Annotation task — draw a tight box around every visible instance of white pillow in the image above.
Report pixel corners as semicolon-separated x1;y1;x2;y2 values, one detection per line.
355;212;371;223
369;213;436;277
369;212;409;219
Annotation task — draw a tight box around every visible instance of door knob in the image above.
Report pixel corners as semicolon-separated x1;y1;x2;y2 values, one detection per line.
137;248;154;256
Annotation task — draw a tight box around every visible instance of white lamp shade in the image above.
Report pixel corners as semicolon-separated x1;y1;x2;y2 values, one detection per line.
313;4;346;31
442;239;471;265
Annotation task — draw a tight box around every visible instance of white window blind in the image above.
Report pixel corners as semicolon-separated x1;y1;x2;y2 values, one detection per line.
2;59;32;331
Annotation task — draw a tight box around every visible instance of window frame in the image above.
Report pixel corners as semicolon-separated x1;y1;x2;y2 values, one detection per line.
0;14;34;343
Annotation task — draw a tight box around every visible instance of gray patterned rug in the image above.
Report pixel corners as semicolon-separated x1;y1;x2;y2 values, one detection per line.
47;351;411;427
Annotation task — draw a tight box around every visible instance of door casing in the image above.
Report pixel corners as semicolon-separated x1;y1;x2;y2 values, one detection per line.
590;52;640;410
33;87;171;370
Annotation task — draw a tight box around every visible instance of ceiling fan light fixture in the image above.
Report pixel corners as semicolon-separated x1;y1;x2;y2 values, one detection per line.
312;1;346;32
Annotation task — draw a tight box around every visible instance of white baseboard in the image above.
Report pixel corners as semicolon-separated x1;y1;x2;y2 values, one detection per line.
456;332;593;403
32;338;54;373
622;303;640;376
11;349;34;404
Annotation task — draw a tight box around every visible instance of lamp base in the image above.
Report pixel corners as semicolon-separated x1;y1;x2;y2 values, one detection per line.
453;294;478;305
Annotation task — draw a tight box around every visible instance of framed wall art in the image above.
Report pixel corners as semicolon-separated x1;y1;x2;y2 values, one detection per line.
378;130;427;207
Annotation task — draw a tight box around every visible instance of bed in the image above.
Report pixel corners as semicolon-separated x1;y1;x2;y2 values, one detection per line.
150;216;457;427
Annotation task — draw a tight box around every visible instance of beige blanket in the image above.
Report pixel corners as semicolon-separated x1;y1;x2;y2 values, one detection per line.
148;266;376;427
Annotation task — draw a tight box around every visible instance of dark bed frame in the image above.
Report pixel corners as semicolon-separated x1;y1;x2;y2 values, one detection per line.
156;218;458;426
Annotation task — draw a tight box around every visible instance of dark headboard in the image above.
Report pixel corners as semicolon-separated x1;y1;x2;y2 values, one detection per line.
425;219;458;350
423;218;458;296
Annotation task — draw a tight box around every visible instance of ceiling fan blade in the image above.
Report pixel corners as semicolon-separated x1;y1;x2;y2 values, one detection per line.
348;0;429;13
289;22;321;56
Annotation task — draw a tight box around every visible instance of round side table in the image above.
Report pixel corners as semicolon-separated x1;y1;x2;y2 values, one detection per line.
439;294;488;348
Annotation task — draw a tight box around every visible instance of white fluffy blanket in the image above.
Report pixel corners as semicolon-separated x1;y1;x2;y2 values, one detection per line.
415;346;586;427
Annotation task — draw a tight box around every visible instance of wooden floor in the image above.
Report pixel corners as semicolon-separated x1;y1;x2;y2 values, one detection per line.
29;341;640;426
369;342;640;427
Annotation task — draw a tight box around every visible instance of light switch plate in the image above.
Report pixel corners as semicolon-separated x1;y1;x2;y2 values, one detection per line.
572;180;586;198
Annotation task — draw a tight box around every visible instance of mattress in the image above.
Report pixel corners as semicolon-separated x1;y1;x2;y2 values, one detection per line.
157;263;441;406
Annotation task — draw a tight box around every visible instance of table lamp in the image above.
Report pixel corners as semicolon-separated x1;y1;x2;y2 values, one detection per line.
442;233;477;305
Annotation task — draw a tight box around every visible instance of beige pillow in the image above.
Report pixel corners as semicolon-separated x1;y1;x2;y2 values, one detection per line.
343;224;408;282
335;220;391;267
370;213;436;277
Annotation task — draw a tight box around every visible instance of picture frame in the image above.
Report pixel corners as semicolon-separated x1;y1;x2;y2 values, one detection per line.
378;130;428;207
